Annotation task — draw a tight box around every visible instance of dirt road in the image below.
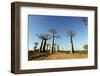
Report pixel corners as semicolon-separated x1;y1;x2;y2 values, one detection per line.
45;52;87;60
29;52;88;60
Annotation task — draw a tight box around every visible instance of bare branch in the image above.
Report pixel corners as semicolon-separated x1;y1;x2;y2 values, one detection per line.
36;33;51;40
66;30;76;37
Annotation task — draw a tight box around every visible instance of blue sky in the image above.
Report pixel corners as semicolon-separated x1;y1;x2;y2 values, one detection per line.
28;15;88;51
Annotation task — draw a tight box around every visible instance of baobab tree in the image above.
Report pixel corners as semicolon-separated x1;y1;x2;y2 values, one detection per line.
48;28;60;53
57;45;59;52
54;43;57;52
67;31;76;53
36;33;45;52
36;33;51;52
42;34;51;52
33;42;38;52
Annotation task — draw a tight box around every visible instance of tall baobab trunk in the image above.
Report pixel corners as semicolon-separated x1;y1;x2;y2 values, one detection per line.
57;45;59;52
70;35;74;53
39;39;43;52
51;35;54;53
42;39;47;52
54;43;56;52
37;33;51;53
48;28;59;53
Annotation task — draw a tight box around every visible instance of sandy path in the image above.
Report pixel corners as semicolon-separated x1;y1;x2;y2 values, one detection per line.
44;52;87;60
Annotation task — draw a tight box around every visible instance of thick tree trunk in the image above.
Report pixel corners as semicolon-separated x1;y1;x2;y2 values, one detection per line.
51;37;54;53
54;44;56;52
39;39;43;52
70;36;74;53
42;39;47;52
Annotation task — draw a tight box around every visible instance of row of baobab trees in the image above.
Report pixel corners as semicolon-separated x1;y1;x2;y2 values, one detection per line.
32;18;88;54
32;28;76;54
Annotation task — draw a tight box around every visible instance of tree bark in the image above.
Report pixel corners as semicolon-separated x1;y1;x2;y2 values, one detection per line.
70;35;74;53
39;39;43;52
51;37;54;53
42;39;47;52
